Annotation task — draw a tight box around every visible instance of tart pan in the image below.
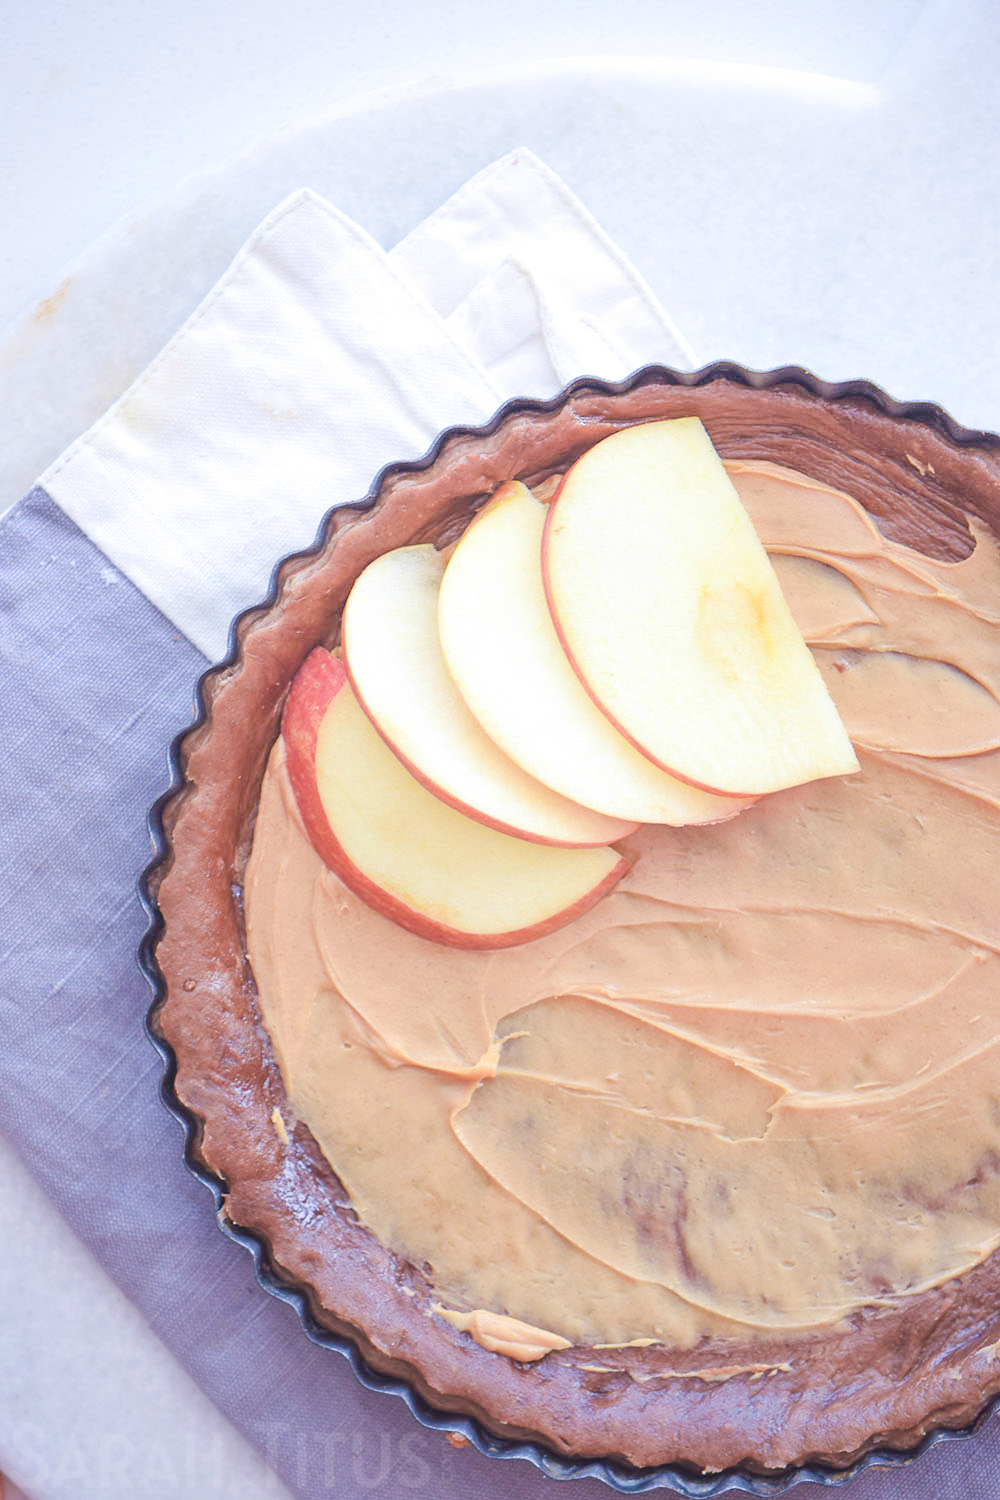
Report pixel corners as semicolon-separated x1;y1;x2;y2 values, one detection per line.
140;361;1000;1490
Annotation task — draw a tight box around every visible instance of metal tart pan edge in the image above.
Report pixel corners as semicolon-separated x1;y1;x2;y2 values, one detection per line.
138;360;1000;1495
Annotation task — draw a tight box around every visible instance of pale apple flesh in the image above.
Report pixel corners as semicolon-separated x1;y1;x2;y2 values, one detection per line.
341;543;635;847
542;418;860;797
437;481;754;825
282;649;630;950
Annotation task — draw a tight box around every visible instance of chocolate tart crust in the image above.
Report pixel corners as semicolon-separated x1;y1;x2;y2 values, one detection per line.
146;366;1000;1477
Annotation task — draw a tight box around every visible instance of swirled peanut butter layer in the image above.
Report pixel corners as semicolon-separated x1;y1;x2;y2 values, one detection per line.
246;460;1000;1352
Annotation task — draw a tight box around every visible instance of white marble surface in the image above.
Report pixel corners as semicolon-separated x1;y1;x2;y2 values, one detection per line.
5;2;1000;517
1;0;925;337
3;3;1000;1496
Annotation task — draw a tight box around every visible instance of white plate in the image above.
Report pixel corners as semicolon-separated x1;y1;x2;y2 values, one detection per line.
4;33;1000;516
3;30;1000;1497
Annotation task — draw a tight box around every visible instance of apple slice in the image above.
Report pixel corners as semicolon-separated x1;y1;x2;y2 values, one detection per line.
342;544;633;847
282;649;629;949
542;418;860;797
437;481;752;824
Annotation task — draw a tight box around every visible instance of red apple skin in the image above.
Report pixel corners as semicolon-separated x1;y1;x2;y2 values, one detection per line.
281;646;346;857
541;469;766;801
282;648;630;950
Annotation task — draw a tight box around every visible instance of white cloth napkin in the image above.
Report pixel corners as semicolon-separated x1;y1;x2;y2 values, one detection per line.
4;149;691;1500
39;148;691;661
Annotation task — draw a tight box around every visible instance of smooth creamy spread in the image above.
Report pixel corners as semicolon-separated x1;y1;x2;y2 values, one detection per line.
433;1305;571;1362
245;460;1000;1357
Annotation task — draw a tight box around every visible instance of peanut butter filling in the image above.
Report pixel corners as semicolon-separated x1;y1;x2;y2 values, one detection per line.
245;460;1000;1355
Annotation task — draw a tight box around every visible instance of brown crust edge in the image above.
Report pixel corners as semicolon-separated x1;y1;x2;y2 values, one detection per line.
142;365;1000;1478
